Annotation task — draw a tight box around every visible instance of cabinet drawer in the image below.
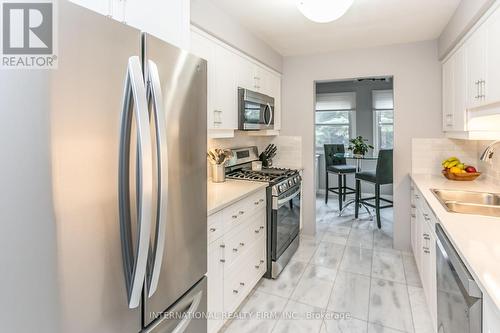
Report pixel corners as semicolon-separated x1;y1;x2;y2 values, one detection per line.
224;209;266;268
224;234;266;313
208;210;224;244
223;190;266;232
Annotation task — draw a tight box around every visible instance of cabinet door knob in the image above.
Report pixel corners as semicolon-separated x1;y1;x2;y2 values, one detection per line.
232;215;238;219
239;211;245;215
254;201;259;205
209;228;216;232
259;199;264;202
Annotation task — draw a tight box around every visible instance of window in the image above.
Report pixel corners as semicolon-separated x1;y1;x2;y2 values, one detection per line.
315;92;356;151
373;90;394;151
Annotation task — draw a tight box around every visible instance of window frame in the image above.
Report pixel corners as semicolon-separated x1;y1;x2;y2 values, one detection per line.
315;92;357;153
372;90;394;153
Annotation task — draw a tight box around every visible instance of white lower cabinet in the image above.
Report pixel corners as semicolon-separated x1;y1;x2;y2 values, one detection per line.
411;185;437;331
207;189;267;333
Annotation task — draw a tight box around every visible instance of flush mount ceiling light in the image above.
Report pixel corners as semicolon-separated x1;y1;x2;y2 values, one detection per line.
296;0;354;23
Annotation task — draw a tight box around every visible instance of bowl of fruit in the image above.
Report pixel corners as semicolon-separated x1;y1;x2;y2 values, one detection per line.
441;157;481;181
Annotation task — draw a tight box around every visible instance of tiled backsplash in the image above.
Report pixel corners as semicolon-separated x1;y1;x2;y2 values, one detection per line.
207;133;303;174
412;138;500;182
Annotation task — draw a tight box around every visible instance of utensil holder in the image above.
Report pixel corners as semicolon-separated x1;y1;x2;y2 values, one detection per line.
212;164;226;183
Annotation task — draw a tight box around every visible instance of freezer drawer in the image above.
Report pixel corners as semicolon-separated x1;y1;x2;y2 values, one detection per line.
144;277;207;333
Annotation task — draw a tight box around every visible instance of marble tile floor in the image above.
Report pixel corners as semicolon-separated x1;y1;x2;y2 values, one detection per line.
220;195;433;333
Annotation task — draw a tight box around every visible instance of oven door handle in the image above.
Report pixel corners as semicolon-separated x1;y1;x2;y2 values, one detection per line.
277;188;301;206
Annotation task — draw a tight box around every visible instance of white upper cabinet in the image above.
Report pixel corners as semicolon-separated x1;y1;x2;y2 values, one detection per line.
69;0;190;49
442;47;467;132
465;25;487;109
485;7;500;105
442;3;500;139
213;45;239;130
191;27;282;138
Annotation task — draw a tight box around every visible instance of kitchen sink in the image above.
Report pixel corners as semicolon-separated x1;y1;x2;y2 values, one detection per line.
432;189;500;206
432;189;500;218
444;201;500;218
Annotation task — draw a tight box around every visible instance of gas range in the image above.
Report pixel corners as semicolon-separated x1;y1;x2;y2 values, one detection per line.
223;146;301;280
226;167;300;194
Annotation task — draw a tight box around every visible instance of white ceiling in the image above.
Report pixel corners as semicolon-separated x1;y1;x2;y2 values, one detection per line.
209;0;461;56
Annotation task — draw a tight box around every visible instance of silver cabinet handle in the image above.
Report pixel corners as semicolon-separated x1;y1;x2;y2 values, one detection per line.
255;259;265;269
255;225;265;233
254;201;260;205
475;80;480;99
145;60;169;298
239;210;245;215
481;80;486;99
233;282;245;294
118;56;153;309
232;215;238;219
213;110;223;125
260;199;264;202
209;227;216;232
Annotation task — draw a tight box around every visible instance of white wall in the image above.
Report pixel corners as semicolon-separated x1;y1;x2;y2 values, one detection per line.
438;0;497;59
281;40;443;250
190;0;283;72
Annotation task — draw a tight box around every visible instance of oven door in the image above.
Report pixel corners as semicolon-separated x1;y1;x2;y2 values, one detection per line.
238;88;274;130
271;186;301;260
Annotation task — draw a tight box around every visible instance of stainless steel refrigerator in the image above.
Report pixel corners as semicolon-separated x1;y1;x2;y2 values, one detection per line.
0;1;207;332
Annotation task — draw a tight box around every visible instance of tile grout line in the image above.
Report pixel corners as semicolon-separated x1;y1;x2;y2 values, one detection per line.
366;224;376;332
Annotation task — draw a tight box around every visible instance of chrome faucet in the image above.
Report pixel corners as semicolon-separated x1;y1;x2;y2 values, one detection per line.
480;140;500;162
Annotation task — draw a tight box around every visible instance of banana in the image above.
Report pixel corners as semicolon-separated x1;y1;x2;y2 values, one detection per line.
447;160;459;168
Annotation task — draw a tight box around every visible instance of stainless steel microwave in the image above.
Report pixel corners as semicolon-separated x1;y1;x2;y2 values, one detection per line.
238;88;275;130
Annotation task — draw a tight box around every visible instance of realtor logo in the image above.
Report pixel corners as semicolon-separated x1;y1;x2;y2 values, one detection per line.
1;0;57;69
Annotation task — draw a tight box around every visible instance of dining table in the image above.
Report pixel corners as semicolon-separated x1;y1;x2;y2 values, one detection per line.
334;152;378;217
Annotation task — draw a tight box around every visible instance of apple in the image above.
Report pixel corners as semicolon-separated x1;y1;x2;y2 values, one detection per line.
465;166;477;173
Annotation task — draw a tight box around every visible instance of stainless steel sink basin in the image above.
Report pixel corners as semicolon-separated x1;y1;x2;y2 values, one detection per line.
431;189;500;218
444;201;500;218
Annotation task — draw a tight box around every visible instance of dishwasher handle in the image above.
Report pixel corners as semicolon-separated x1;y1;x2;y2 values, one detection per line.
435;223;482;299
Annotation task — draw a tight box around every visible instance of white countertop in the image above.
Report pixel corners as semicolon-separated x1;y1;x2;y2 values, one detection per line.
207;179;268;216
411;174;500;313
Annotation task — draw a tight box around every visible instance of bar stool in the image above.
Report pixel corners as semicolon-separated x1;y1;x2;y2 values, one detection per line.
355;149;393;229
324;144;357;211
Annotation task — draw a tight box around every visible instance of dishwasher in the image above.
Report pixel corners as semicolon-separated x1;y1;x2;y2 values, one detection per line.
436;224;482;333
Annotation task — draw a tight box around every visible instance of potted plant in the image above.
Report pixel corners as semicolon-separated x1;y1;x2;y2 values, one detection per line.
348;136;374;158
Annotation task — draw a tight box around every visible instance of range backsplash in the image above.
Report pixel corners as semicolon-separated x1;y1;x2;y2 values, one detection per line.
207;134;302;178
412;138;500;182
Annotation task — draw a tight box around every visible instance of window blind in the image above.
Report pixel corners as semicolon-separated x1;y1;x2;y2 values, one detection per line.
316;92;356;111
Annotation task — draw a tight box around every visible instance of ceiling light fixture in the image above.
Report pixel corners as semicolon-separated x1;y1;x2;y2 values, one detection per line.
296;0;354;23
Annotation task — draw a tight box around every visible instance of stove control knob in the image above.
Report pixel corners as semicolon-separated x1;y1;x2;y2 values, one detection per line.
288;180;293;186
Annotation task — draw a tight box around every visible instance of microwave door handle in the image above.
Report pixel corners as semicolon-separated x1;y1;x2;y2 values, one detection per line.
266;103;273;126
146;60;169;298
118;56;153;309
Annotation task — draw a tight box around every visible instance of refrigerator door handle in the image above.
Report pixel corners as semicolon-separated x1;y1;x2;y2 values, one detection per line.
146;60;169;297
118;56;153;309
171;290;203;333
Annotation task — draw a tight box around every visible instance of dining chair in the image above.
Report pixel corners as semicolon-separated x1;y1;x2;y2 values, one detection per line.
324;144;357;211
354;149;393;228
